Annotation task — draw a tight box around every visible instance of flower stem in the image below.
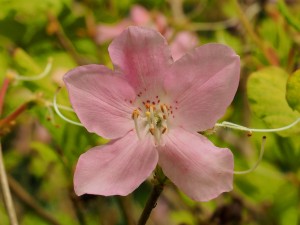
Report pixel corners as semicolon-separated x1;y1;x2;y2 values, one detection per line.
137;167;167;225
0;139;19;225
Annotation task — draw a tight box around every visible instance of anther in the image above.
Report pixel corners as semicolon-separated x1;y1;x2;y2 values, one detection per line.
234;136;266;175
131;109;140;119
145;111;151;118
132;109;141;139
149;126;155;135
160;104;165;113
162;126;167;134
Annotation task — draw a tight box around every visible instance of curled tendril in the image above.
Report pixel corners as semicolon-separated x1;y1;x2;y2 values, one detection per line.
215;118;300;133
53;88;83;127
215;118;300;175
14;58;53;81
234;136;266;175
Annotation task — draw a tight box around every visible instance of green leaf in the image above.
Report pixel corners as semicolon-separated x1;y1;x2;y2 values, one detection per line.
286;69;300;113
247;66;300;137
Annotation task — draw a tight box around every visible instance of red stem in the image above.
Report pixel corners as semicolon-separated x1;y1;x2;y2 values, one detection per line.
0;78;11;116
0;103;28;128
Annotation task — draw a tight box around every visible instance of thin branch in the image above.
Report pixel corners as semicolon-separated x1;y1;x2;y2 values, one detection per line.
187;18;238;31
0;78;11;116
232;0;279;65
0;140;18;225
0;103;28;129
47;13;89;66
138;183;164;225
69;191;88;225
116;196;135;225
138;168;167;225
7;175;62;225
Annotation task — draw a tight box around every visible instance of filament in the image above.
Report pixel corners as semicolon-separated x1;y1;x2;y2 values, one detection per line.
53;88;83;127
16;58;53;81
215;118;300;133
234;136;266;175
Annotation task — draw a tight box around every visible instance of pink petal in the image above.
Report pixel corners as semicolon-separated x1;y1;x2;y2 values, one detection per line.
64;65;136;139
95;20;131;44
74;131;158;196
170;31;199;61
164;43;240;132
130;5;151;26
108;26;173;92
158;128;234;202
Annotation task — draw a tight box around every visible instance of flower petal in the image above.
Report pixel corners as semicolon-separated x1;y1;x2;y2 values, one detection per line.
108;26;173;92
164;43;240;132
64;64;136;139
95;20;131;44
158;128;233;202
170;31;199;61
74;131;158;196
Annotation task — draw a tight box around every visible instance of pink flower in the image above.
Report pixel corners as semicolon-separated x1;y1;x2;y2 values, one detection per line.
64;26;240;201
95;5;169;44
95;5;198;61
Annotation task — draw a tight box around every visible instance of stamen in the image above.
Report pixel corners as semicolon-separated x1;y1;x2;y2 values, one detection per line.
46;105;55;124
132;109;141;139
161;126;167;134
145;111;151;118
149;126;155;135
46;101;75;112
234;136;266;175
215;118;300;133
53;88;84;127
15;58;53;81
160;104;169;119
149;105;155;122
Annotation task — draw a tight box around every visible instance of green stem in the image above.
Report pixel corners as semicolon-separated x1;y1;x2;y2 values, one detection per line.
137;167;167;225
0;139;19;225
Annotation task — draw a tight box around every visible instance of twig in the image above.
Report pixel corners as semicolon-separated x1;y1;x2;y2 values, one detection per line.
0;140;18;225
167;0;186;24
116;196;135;225
232;0;279;65
187;18;238;31
7;176;62;225
137;182;164;225
0;103;28;129
69;191;88;225
138;168;167;225
0;78;11;116
47;13;89;66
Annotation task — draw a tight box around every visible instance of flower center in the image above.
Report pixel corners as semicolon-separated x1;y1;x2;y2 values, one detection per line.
130;95;176;146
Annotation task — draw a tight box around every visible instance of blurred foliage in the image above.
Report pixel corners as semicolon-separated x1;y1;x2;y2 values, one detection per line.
0;0;300;225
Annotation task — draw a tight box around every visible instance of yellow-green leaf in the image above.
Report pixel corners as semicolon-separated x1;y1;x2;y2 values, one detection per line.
286;69;300;113
247;67;300;137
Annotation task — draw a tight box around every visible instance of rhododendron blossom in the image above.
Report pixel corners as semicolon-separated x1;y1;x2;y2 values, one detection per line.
64;26;240;201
